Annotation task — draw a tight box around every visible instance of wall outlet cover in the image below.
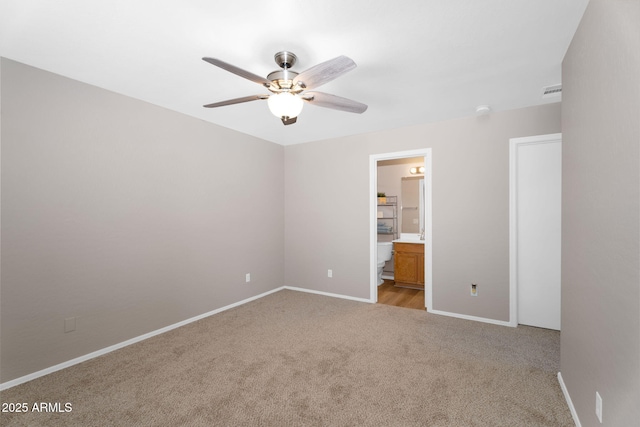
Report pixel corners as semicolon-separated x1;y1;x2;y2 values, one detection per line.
595;391;602;423
470;284;478;297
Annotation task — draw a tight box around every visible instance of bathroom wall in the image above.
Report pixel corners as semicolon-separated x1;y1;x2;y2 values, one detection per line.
0;58;285;383
560;0;640;424
285;103;561;320
377;158;424;238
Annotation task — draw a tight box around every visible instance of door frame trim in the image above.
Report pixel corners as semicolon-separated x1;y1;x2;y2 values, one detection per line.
369;148;432;310
509;133;562;327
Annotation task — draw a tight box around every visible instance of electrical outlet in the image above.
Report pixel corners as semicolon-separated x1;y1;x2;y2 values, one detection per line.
328;269;333;278
470;284;478;297
595;391;602;423
245;273;251;283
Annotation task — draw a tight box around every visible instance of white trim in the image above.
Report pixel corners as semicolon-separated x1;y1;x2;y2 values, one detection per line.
0;286;377;390
283;286;373;304
2;277;544;391
424;152;433;311
429;308;514;328
509;133;562;327
370;148;433;311
0;286;286;391
558;372;581;427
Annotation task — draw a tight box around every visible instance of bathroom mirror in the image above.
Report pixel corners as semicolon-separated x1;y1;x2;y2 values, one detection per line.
401;176;424;234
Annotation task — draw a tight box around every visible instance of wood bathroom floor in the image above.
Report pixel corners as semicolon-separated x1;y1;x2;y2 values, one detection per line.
377;280;425;310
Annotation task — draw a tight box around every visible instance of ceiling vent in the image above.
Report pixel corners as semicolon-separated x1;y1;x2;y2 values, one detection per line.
542;84;562;98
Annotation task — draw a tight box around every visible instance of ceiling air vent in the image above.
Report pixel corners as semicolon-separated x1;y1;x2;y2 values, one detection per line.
542;84;562;98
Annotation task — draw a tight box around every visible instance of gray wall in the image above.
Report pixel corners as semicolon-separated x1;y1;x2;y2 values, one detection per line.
561;0;640;425
284;103;561;320
0;58;285;383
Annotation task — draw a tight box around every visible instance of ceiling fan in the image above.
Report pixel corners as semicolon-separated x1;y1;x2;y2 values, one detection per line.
202;51;368;125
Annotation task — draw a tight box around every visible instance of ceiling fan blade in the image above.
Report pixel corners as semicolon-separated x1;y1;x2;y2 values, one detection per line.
202;57;272;87
203;95;267;108
293;56;356;90
302;92;368;114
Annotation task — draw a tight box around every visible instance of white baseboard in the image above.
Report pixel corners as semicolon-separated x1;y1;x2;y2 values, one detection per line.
283;286;374;304
558;372;581;427
428;308;514;327
0;286;286;391
1;285;523;391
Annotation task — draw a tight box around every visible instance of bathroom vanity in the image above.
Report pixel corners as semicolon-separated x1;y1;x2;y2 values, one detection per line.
393;241;424;290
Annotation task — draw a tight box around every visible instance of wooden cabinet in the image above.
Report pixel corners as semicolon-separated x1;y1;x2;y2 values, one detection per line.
393;242;424;289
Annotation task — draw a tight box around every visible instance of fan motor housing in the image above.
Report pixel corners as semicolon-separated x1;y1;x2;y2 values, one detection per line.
267;69;299;90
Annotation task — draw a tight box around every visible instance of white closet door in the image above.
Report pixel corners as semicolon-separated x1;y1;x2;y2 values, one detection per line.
512;135;562;330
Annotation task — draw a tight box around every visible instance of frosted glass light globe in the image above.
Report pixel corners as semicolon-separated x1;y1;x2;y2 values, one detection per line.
267;92;304;118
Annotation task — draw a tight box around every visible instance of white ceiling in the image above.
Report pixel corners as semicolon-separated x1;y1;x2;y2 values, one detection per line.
0;0;589;145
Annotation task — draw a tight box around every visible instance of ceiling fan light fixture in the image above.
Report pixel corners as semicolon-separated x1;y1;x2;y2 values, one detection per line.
202;52;368;125
267;92;304;119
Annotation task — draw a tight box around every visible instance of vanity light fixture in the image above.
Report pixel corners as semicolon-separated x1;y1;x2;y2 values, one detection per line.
410;166;425;175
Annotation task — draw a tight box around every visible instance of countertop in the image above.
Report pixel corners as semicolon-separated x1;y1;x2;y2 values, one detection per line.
392;239;425;244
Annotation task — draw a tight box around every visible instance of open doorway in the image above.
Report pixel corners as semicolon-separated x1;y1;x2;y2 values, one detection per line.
369;149;432;310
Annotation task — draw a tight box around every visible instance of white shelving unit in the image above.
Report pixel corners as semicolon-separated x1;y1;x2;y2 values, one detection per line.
377;196;397;279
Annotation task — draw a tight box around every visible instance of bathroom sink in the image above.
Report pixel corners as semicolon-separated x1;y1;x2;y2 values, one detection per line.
392;234;425;244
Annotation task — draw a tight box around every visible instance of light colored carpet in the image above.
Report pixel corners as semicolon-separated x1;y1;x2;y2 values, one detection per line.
0;290;572;426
